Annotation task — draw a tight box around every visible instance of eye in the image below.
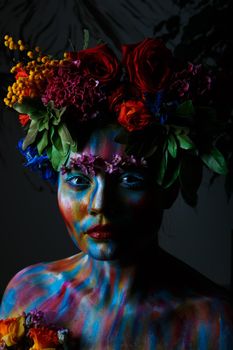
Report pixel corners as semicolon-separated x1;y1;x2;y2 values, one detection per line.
120;173;146;190
65;174;91;190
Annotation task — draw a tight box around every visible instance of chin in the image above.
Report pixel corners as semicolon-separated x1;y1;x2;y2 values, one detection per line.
87;240;120;261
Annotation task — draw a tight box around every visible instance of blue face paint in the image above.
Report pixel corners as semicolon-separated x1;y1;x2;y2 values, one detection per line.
57;126;164;262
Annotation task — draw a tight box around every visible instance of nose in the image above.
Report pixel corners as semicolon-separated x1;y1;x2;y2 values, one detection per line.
88;175;105;216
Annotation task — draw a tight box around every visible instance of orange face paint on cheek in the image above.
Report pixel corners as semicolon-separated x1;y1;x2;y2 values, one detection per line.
77;202;88;220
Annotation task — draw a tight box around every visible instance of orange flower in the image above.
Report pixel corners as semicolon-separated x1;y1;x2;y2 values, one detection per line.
15;68;28;80
19;114;30;126
0;315;25;347
28;326;59;350
118;100;152;132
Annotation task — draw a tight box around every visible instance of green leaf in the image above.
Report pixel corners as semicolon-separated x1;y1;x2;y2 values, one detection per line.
50;145;62;170
53;106;67;125
46;101;55;110
176;133;194;150
45;102;66;125
38;117;49;132
163;162;181;189
167;134;177;158
47;123;74;171
37;131;48;155
201;147;228;174
22;120;38;149
58;123;76;150
49;144;69;171
83;28;90;50
176;100;195;118
14;100;46;120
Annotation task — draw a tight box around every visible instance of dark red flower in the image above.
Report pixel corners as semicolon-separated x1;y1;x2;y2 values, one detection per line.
108;84;141;113
122;38;173;93
118;100;152;132
73;44;120;84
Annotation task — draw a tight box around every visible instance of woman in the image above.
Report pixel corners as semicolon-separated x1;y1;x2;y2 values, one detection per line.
0;35;233;349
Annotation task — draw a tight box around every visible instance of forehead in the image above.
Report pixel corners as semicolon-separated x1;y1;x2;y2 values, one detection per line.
76;126;126;160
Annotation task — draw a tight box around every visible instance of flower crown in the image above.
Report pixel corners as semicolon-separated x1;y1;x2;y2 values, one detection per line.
2;33;233;206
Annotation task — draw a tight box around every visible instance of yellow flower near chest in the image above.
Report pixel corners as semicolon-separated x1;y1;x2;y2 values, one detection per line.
0;315;25;346
28;326;59;350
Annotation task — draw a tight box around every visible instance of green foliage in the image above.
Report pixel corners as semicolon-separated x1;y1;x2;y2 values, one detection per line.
14;99;46;120
83;29;90;50
37;130;48;155
167;133;177;158
201;147;228;175
156;148;168;186
176;100;195;118
124;127;162;158
22;120;38;149
14;99;77;171
173;127;194;150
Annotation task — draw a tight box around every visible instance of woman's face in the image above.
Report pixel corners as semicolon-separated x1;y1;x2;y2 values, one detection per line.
57;126;165;261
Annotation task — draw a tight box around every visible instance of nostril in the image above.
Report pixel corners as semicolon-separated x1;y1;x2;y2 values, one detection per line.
90;208;101;216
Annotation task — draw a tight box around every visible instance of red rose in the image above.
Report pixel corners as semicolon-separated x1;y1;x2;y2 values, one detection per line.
122;38;173;93
108;84;141;112
118;100;152;132
69;44;120;84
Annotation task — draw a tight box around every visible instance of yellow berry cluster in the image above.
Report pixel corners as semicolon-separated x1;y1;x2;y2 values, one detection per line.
3;35;68;107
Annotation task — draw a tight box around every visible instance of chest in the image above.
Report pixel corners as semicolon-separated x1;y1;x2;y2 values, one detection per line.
20;280;217;349
41;292;199;349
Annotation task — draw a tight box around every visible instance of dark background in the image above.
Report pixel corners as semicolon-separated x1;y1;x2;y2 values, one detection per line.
0;0;232;298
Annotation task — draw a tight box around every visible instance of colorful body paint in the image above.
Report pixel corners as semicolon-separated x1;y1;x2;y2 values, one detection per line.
1;126;232;349
1;252;232;349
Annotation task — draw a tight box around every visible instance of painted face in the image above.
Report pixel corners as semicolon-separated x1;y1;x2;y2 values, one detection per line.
57;126;164;261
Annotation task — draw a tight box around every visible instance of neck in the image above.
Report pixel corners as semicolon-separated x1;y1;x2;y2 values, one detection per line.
77;244;161;306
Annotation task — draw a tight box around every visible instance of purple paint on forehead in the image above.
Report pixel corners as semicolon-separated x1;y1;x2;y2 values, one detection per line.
61;153;147;176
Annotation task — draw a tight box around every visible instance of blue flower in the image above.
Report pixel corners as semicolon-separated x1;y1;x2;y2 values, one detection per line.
144;91;166;124
17;139;58;182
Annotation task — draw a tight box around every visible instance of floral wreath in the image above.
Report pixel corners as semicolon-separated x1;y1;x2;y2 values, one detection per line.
2;32;233;206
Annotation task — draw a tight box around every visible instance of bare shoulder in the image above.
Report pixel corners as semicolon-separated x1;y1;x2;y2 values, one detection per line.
173;295;233;347
0;253;85;318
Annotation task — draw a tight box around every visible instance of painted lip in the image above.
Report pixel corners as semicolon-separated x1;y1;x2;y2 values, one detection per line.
86;224;115;240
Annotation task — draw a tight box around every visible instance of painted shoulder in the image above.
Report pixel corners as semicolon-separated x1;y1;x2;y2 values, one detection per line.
171;295;233;349
0;253;84;318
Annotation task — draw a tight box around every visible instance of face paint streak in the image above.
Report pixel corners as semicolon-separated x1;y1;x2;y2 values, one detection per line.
77;202;88;219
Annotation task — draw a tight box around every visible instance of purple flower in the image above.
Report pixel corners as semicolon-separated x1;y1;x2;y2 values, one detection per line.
62;153;147;176
168;62;213;101
25;309;46;328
